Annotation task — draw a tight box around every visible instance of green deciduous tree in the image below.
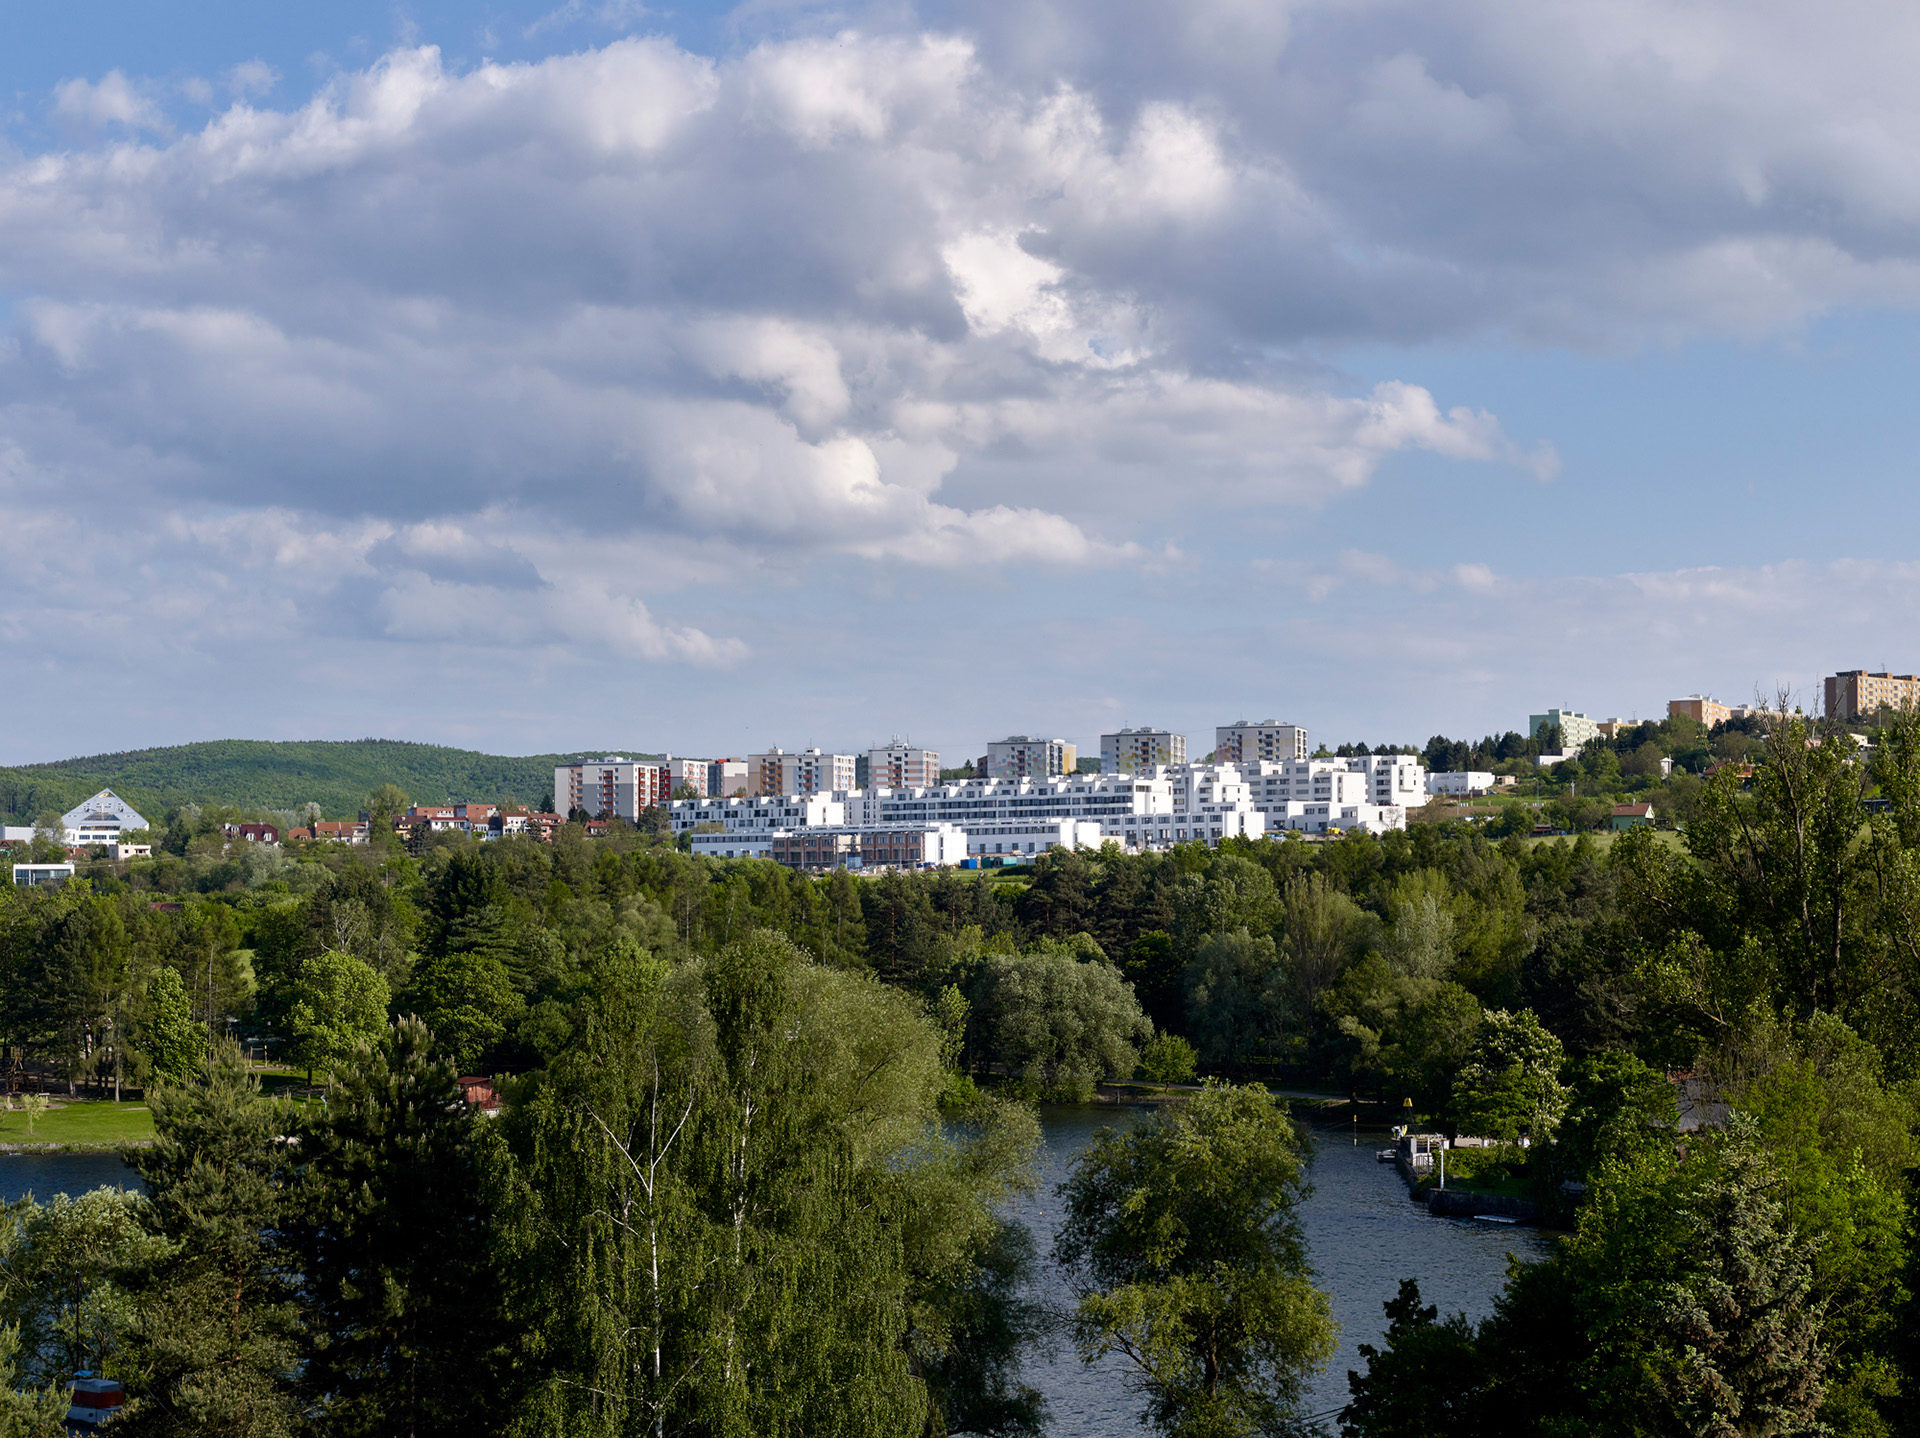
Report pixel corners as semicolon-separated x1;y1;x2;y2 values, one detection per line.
968;940;1152;1101
1054;1081;1335;1437
1450;1008;1568;1143
1340;1280;1482;1438
285;949;388;1086
0;1188;169;1387
486;931;1038;1438
0;1323;66;1438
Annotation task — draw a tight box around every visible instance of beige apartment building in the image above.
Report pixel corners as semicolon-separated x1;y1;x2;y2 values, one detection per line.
1826;670;1920;721
1668;697;1732;728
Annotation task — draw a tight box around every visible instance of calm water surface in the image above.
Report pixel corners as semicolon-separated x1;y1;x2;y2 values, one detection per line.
0;1150;141;1204
1017;1105;1554;1433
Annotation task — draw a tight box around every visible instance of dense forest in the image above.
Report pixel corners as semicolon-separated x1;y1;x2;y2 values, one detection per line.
2;705;1919;1434
0;738;638;825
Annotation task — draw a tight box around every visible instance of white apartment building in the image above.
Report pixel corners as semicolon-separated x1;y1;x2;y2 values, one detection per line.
749;747;857;797
669;793;846;836
849;774;1168;842
1232;755;1429;832
708;759;749;797
1427;771;1497;796
12;863;75;888
667;758;710;796
1102;727;1186;774
1214;721;1309;764
554;758;670;820
866;742;941;788
1351;753;1430;808
1275;801;1407;835
984;736;1077;780
61;790;148;847
852;770;1265;851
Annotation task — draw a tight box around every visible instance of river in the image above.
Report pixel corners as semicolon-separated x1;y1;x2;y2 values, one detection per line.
1011;1105;1555;1433
1;1112;1548;1433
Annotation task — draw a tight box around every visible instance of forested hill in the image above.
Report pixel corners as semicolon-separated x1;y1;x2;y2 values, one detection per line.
0;738;647;822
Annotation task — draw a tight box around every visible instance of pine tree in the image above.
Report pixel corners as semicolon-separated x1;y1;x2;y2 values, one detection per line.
286;1016;506;1437
120;1044;300;1438
1652;1122;1827;1437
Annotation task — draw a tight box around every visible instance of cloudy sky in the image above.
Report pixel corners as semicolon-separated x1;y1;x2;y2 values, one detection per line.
4;0;1919;766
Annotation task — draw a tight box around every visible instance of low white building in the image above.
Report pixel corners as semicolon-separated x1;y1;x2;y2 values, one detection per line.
1427;771;1497;796
61;790;148;847
957;817;1104;858
12;863;74;888
1268;801;1407;836
669;793;846;836
689;831;775;861
677;767;1276;855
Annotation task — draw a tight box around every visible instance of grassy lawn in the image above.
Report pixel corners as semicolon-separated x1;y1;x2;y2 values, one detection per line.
0;1100;156;1148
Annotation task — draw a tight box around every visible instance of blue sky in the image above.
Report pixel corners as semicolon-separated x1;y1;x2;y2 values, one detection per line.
3;0;1918;769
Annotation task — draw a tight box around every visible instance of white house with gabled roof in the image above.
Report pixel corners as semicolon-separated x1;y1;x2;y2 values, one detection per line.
61;790;149;847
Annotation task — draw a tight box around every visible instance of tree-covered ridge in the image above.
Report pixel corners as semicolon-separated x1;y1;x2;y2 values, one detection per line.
0;738;654;823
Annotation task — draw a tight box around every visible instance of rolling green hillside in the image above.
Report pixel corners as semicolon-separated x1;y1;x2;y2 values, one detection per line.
0;739;658;823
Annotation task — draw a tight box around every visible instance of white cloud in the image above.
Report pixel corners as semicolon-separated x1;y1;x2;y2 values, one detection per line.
51;71;165;132
227;60;280;100
35;12;1917;751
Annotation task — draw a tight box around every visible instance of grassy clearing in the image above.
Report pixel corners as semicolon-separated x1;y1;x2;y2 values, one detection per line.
0;1100;156;1148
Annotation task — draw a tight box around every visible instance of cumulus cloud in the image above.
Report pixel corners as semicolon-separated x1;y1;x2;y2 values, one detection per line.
0;33;1555;650
18;4;1910;746
51;71;166;132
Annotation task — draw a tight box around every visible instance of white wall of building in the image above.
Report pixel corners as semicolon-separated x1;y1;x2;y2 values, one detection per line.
959;817;1104;857
1426;771;1496;796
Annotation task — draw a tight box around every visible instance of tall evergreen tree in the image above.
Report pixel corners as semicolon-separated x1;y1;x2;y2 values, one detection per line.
287;1016;505;1437
120;1044;299;1438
